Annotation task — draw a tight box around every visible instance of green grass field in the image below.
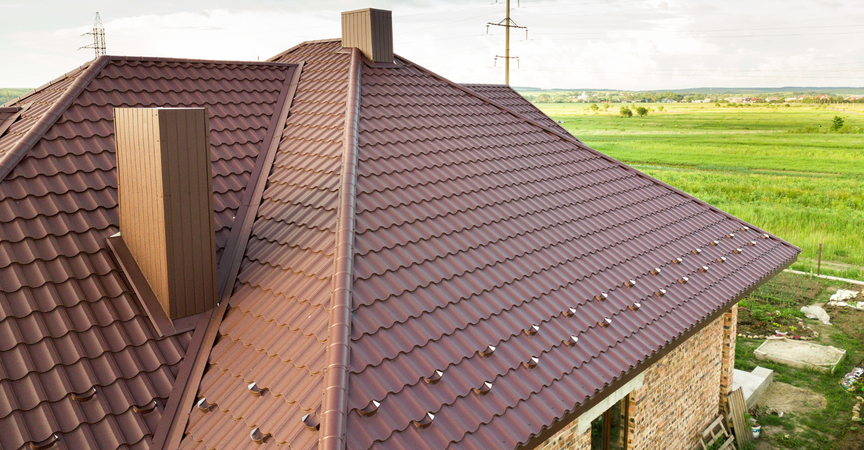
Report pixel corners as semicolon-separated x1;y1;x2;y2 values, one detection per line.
534;102;864;279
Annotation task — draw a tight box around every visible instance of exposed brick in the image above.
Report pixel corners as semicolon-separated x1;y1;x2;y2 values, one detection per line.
538;312;728;450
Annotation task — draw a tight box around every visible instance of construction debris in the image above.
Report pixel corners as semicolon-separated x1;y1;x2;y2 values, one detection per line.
800;305;832;325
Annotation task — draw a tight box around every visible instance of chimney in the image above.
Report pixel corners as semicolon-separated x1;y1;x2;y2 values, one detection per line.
341;8;393;63
114;108;218;320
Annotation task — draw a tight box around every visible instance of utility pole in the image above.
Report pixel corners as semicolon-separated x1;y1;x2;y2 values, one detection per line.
487;0;527;85
80;12;107;59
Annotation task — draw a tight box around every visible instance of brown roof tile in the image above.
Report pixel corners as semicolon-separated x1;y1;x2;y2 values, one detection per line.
3;35;799;450
0;56;294;450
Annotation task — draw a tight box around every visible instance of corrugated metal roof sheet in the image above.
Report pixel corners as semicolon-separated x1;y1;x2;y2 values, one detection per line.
0;57;293;450
1;37;799;450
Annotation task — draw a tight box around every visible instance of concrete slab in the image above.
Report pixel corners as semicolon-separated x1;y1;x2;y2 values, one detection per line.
754;339;846;373
733;366;774;408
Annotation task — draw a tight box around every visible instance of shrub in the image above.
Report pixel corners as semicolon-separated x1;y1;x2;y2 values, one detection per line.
635;106;648;117
831;115;844;131
619;106;633;117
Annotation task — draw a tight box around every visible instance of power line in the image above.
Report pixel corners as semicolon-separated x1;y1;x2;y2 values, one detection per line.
79;12;106;58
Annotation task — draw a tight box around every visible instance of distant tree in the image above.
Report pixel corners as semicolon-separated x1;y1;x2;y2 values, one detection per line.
657;106;664;112
635;106;648;117
590;103;599;111
620;106;633;118
603;103;610;110
831;116;845;131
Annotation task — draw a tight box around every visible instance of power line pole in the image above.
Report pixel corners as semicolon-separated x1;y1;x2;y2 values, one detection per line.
80;12;107;59
487;0;527;85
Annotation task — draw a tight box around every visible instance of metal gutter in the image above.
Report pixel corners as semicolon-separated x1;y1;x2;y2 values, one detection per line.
149;63;303;450
0;55;110;182
321;46;361;450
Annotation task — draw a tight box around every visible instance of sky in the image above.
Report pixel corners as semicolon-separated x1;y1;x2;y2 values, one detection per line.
2;0;864;91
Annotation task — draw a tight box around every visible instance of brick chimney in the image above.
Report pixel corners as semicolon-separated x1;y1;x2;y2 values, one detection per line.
341;8;394;63
114;108;218;320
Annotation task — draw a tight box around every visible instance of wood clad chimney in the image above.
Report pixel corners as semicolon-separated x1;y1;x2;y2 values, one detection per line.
114;108;218;320
342;8;393;63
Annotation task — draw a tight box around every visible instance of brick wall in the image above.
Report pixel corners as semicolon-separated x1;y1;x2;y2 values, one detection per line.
536;312;728;450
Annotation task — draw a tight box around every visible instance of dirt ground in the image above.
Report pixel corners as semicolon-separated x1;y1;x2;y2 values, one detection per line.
757;381;827;413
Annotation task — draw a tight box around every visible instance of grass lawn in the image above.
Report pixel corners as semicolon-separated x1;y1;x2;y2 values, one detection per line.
534;102;864;279
734;273;864;450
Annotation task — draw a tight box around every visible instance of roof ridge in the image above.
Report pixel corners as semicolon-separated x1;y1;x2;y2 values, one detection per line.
0;55;110;182
396;55;799;254
108;55;294;66
267;38;343;62
320;46;361;450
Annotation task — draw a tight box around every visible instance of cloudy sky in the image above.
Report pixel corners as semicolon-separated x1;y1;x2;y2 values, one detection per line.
2;0;864;90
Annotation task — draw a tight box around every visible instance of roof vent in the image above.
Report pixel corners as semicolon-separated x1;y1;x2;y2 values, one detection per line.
250;427;269;444
71;387;96;402
342;8;394;63
114;108;218;320
302;414;320;430
414;412;435;429
359;400;381;416
424;370;444;384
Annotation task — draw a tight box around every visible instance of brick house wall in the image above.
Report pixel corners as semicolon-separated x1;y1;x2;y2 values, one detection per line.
536;307;737;450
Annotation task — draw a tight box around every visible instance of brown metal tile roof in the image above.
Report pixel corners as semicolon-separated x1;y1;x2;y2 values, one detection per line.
0;56;294;450
2;38;799;450
461;84;570;135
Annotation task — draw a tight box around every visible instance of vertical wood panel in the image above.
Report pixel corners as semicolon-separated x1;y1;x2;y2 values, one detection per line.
115;107;217;320
342;8;393;63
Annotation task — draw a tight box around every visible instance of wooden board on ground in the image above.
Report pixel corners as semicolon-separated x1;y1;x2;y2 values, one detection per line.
699;415;736;450
727;387;753;446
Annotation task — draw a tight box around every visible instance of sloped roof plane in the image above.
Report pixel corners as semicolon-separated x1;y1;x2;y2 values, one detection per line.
0;37;798;450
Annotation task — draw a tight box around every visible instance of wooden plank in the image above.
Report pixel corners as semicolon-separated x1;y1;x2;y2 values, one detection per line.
727;387;753;446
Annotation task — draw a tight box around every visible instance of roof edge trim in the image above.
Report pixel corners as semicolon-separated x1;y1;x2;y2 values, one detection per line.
321;46;362;450
517;253;798;450
267;38;343;62
150;63;304;450
0;55;110;182
0;60;93;108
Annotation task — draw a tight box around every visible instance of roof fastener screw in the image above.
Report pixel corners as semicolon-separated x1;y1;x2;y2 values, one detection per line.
481;345;496;357
727;233;735;239
133;399;158;414
624;279;635;287
678;277;689;284
717;257;726;263
563;306;577;317
674;257;683;264
524;324;540;336
748;240;757;246
248;382;265;397
414;412;435;429
71;386;97;402
595;292;608;301
762;234;770;239
710;240;719;246
523;357;540;368
629;302;641;311
29;433;59;450
196;397;215;412
734;248;743;254
473;381;493;395
741;226;749;231
655;289;666;297
692;248;702;255
599;317;612;328
424;370;444;384
699;266;709;273
565;335;579;346
650;267;661;275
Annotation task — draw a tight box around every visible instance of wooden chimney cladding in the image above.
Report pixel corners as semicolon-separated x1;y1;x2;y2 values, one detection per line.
341;8;393;63
114;108;218;320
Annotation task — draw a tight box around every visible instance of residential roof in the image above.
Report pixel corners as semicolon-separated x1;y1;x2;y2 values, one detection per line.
0;56;295;450
0;38;799;450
